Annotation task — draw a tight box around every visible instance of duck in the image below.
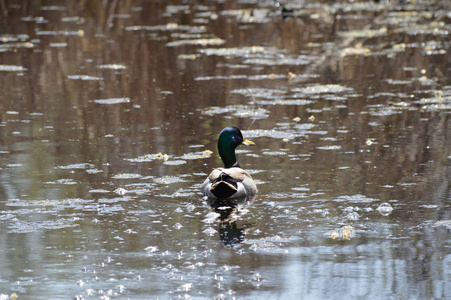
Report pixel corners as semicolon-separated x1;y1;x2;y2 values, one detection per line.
201;126;257;199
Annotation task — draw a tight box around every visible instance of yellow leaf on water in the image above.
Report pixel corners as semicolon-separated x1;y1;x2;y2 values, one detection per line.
203;150;213;157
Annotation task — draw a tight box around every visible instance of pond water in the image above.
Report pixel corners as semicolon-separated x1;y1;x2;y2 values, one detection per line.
1;0;451;299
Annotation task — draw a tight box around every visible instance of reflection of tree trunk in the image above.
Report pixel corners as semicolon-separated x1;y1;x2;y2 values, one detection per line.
301;8;388;81
0;172;18;206
0;0;7;17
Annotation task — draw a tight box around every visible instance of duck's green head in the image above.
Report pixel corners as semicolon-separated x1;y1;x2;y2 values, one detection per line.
217;126;254;168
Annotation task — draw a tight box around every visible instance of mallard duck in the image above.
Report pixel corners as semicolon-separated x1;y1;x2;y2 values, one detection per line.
201;126;257;199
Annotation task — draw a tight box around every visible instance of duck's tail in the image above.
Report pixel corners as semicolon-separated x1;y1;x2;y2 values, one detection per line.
210;172;238;198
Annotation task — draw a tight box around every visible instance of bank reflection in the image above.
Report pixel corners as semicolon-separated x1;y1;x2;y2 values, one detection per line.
206;196;255;248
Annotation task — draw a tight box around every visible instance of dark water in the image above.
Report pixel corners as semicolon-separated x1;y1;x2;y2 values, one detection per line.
1;0;450;299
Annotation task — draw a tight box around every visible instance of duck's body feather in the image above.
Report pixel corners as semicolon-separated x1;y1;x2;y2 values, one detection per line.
201;167;256;199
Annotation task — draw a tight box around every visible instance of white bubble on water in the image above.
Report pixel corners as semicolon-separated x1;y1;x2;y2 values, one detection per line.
377;202;393;216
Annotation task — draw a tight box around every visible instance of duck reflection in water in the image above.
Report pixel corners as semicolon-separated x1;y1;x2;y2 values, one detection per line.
201;127;258;247
206;195;255;248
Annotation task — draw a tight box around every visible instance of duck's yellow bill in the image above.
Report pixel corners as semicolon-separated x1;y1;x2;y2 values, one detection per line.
242;137;255;146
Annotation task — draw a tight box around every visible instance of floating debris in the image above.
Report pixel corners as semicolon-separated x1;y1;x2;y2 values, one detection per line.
231;88;287;98
36;30;81;36
177;54;197;60
164;5;190;16
158;152;170;161
114;188;127;195
0;65;27;72
67;75;103;80
346;212;360;221
166;38;225;47
293;84;354;95
49;42;67;48
195;74;247;81
97;64;127;70
337;27;388;38
0;33;30;42
340;44;371;57
92;97;130;104
243;55;314;66
366;139;375;146
173;223;183;230
199;46;266;56
203;226;217;236
176;150;213;160
163;160;186;165
432;220;451;229
125;152;171;162
0;42;34;50
154;176;185;184
200;105;269;119
256;99;314;106
111;173;142;179
126;23;206;33
242;128;303;141
316;145;341;150
330;225;354;240
144;246;158;253
335;194;378;203
177;283;192;292
262;151;287;156
58;163;95;169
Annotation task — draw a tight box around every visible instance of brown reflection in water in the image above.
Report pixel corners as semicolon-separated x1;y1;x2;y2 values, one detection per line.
0;0;448;206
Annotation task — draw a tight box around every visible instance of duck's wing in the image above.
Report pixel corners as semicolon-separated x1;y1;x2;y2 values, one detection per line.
222;167;257;195
201;168;223;196
207;168;224;180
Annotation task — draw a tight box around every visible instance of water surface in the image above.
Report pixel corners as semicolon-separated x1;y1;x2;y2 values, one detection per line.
0;0;450;299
